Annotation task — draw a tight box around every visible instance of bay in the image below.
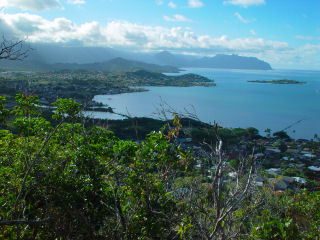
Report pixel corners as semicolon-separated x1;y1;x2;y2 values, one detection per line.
93;68;320;139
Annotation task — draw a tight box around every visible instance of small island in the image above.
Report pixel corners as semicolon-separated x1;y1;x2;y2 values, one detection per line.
247;79;306;84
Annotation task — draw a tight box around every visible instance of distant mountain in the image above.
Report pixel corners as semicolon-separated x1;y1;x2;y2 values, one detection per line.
193;54;272;70
153;51;196;67
152;51;272;70
0;43;272;71
50;57;180;73
29;43;122;64
0;57;180;73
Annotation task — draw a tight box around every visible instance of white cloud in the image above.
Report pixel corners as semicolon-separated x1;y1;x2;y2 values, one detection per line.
168;1;177;8
67;0;86;5
188;0;204;8
156;0;163;5
164;14;192;22
295;35;316;41
250;29;256;35
224;0;265;8
234;12;249;23
259;43;320;69
0;12;290;55
298;43;320;55
0;0;62;11
2;11;319;69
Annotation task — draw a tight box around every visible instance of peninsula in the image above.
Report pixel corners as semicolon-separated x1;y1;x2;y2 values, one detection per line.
0;69;215;108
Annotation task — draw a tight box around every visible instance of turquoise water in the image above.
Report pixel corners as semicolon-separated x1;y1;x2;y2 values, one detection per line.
93;68;320;139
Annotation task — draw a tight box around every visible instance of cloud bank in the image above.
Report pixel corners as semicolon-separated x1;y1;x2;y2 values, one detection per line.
164;14;192;22
0;12;290;54
168;1;177;8
0;11;318;69
156;0;164;5
67;0;86;5
0;0;62;11
234;12;249;23
188;0;204;8
224;0;265;8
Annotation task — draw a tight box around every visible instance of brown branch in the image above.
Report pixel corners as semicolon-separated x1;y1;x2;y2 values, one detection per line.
209;156;256;240
0;36;31;61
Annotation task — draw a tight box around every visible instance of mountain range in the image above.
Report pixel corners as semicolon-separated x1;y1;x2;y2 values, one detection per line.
0;43;272;72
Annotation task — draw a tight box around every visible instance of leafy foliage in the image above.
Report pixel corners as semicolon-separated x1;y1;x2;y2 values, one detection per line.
0;94;319;240
0;96;9;124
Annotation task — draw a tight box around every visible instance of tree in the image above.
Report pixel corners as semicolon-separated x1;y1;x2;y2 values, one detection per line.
0;96;9;124
264;128;272;138
0;36;31;61
172;123;259;239
278;142;288;153
1;95;319;239
0;94;83;239
273;130;290;140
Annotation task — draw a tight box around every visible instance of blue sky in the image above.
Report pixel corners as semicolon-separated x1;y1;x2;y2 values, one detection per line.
0;0;319;69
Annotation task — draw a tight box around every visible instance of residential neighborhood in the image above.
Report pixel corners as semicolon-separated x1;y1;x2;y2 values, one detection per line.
178;129;320;193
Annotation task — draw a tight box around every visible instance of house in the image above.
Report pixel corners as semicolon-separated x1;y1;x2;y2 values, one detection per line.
308;166;320;172
195;163;201;169
39;98;49;105
269;178;289;191
274;180;289;190
293;177;307;184
281;176;295;184
304;153;316;158
266;168;282;175
254;153;265;158
269;176;294;191
252;175;264;187
192;146;201;151
255;181;264;187
228;172;237;178
265;147;281;154
296;163;305;168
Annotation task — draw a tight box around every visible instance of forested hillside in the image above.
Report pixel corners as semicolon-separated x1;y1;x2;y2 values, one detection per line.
0;94;319;239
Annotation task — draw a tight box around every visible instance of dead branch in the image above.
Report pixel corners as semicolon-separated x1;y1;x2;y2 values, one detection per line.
0;36;31;61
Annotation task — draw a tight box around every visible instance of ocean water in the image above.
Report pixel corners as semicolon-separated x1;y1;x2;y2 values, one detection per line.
93;68;320;139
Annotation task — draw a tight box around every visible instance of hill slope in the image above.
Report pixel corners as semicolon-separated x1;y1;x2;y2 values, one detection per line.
50;57;180;73
0;57;180;73
0;43;272;71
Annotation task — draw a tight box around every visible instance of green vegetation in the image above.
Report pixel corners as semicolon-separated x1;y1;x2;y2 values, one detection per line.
0;94;319;239
0;69;214;107
249;191;320;240
1;39;318;239
50;57;181;73
248;79;306;84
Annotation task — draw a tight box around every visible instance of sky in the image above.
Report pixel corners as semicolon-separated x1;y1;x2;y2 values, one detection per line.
0;0;319;70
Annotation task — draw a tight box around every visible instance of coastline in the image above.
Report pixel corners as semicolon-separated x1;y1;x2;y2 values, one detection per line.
91;68;320;140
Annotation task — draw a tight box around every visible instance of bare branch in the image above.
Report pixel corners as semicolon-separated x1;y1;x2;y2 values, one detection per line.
0;36;31;61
